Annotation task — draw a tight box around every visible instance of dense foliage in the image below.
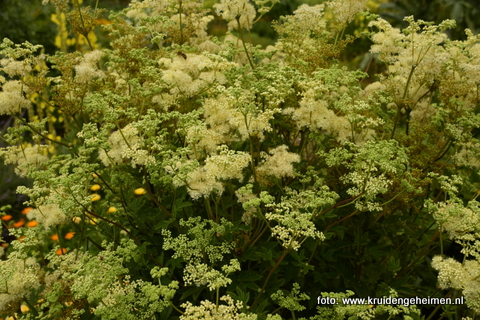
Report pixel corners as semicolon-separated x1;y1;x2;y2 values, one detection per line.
1;0;480;319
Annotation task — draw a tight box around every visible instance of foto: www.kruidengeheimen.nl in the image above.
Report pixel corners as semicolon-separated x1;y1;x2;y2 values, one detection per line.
318;296;464;307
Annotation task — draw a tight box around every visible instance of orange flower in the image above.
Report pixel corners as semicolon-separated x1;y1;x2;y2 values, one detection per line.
27;220;38;228
13;219;25;228
1;242;9;248
1;215;12;221
17;236;27;242
56;248;67;255
64;232;75;240
50;234;59;241
21;207;33;215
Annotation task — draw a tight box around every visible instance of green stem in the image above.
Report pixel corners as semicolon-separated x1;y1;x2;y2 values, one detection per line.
394;230;439;280
236;17;255;70
55;225;66;251
246;223;269;251
73;0;94;51
16;116;72;148
323;210;359;234
142;168;172;217
179;0;184;44
205;197;215;221
22;297;39;317
248;132;259;192
390;105;401;140
171;301;185;315
314;195;360;220
391;65;416;139
251;248;292;309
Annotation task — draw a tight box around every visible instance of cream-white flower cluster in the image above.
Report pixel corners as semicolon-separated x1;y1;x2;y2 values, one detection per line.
0;145;49;177
162;217;235;265
235;184;260;224
75;50;104;83
264;188;330;251
284;67;382;144
368;16;476;128
202;90;280;144
126;0;214;50
182;145;250;199
156;53;231;109
183;259;240;291
0;80;31;115
181;295;257;320
432;256;480;313
285;94;352;142
324;140;409;212
256;145;300;182
429;200;480;243
326;0;368;31
453;142;480;169
214;0;256;30
125;0;168;21
0;58;32;77
162;217;240;291
279;4;326;38
271;282;309;312
27;203;69;229
0;254;42;315
99;124;155;168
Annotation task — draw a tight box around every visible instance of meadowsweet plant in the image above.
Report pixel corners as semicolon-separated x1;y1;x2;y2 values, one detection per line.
1;0;480;319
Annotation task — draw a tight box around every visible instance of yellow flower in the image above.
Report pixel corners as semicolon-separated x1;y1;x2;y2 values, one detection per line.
72;217;82;224
90;184;101;191
20;304;30;313
90;194;101;201
134;188;147;196
108;206;117;213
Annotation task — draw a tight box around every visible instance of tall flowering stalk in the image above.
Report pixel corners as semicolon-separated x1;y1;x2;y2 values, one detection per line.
1;0;480;319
